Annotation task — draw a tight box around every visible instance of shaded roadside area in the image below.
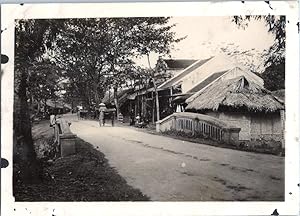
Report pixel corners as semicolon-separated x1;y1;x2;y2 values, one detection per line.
13;120;149;201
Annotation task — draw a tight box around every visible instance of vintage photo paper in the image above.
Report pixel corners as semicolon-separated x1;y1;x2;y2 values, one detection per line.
1;1;299;216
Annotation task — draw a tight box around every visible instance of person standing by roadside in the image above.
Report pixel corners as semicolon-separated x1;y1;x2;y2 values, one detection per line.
50;112;57;145
50;112;56;128
111;111;115;127
129;109;135;126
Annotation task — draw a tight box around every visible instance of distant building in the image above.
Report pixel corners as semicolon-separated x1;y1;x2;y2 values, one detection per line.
102;87;134;116
124;58;199;121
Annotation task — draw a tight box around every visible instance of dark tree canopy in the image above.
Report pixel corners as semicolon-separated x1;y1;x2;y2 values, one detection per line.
49;17;182;108
261;58;285;91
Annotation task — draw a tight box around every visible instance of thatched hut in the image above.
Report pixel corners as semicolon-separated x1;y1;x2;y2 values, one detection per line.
185;76;285;143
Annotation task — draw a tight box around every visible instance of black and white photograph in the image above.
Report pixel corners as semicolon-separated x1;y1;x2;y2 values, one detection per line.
1;2;299;216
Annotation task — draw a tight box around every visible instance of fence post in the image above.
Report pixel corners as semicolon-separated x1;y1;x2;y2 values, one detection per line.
192;118;195;136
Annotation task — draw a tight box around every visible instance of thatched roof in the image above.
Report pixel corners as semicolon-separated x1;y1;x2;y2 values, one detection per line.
186;76;284;113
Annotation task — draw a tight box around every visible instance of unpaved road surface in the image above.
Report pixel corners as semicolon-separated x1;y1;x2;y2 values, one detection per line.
70;118;284;201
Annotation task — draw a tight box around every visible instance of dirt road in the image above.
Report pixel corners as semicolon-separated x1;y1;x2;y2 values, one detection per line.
70;119;284;201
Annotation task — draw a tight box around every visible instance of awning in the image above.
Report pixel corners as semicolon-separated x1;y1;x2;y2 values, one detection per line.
127;93;137;100
173;93;194;103
46;100;64;109
46;100;71;109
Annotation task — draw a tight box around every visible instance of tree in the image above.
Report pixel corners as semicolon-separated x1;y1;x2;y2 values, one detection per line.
54;19;110;108
98;17;183;119
128;17;184;121
261;58;285;90
27;59;63;114
14;19;63;182
53;17;183;119
232;15;285;90
54;18;142;113
14;19;47;182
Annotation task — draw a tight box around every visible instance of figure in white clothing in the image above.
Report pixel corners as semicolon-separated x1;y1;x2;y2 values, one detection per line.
50;113;56;127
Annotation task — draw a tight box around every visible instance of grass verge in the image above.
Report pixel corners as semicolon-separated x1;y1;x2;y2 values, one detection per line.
14;121;149;201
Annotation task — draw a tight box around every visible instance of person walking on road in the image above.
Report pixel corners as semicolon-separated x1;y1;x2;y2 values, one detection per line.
98;103;107;127
99;110;104;127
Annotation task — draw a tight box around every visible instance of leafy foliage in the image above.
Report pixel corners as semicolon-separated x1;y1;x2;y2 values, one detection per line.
50;17;181;110
27;60;63;106
232;15;285;90
261;58;285;91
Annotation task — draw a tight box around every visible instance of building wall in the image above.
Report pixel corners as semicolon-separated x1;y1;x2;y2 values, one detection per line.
250;112;282;142
212;111;251;140
205;111;282;142
180;55;236;93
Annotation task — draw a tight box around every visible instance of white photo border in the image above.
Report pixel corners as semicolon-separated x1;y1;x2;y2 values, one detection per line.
1;1;299;215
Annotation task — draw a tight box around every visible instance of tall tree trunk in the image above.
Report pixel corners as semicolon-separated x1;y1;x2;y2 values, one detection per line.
152;91;155;124
153;80;160;121
37;100;41;114
14;69;40;184
113;86;119;117
147;54;160;122
137;82;140;116
94;84;100;105
43;99;47;115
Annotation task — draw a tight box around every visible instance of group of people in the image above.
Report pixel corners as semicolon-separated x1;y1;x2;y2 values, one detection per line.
129;109;151;127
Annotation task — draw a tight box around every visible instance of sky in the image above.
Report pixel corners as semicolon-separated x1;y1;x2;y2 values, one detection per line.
136;16;275;71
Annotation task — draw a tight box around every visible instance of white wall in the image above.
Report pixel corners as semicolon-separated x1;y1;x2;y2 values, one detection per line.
206;111;283;141
168;69;183;77
205;111;251;140
180;54;236;93
250;113;282;142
